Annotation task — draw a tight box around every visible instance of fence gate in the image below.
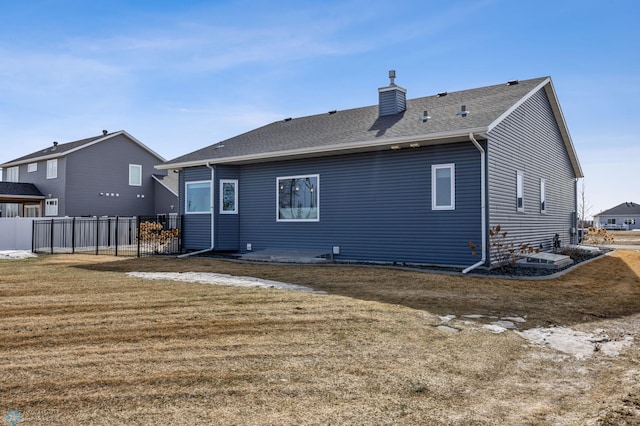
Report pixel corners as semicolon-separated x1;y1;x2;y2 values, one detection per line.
32;215;182;257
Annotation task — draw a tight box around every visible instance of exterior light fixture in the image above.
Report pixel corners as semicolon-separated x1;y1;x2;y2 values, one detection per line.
410;143;421;148
390;145;401;150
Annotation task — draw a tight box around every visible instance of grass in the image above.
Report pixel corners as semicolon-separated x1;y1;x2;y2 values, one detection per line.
1;251;640;424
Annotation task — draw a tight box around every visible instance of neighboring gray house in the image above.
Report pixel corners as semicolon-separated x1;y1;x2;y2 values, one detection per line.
594;202;640;230
158;73;583;269
0;182;45;217
0;130;177;217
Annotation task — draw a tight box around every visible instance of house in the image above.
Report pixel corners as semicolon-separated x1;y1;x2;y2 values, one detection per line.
0;130;178;218
157;73;583;270
593;202;640;230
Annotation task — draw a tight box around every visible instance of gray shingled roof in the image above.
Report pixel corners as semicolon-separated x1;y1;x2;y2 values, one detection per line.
152;172;179;195
596;202;640;216
0;182;44;198
163;76;558;168
1;130;166;168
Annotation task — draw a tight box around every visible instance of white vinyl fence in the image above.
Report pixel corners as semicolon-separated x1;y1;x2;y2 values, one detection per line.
0;217;37;250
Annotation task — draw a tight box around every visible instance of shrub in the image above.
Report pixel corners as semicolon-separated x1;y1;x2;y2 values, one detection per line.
469;225;540;270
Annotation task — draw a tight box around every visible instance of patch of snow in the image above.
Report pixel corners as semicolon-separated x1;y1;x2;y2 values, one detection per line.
439;315;456;322
483;324;507;333
0;250;37;259
436;325;460;333
492;320;516;329
127;271;323;293
502;316;527;323
462;314;484;319
516;327;634;360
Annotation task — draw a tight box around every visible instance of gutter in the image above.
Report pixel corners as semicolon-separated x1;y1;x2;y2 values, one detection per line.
462;133;487;273
178;162;216;258
155;127;489;170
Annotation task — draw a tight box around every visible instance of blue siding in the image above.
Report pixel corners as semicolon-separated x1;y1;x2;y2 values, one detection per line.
236;145;482;266
487;88;578;254
181;166;212;250
215;166;240;250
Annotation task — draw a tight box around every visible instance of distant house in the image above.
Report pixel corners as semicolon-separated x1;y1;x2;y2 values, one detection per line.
157;73;583;270
0;130;178;218
593;202;640;230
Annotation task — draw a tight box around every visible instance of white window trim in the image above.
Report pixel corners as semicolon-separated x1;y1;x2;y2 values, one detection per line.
45;198;59;216
28;163;37;173
516;171;524;212
6;166;19;182
431;164;455;211
46;159;58;179
219;179;238;214
540;178;546;214
129;164;142;186
276;174;320;222
185;180;212;215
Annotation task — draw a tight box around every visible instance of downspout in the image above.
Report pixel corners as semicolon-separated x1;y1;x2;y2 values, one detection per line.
178;162;215;258
462;133;487;273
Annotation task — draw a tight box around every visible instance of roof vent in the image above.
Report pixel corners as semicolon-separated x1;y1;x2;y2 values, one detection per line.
420;110;431;122
102;130;108;135
328;110;337;115
53;141;58;147
283;117;292;122
437;91;448;97
457;105;468;117
507;80;519;86
378;70;407;117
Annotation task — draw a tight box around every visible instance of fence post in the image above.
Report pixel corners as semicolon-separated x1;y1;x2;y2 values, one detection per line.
50;218;54;254
32;220;36;253
72;217;76;254
137;216;141;257
96;216;100;255
107;217;112;248
115;216;119;257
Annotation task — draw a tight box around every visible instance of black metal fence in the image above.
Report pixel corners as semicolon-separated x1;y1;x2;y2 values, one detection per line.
32;215;182;257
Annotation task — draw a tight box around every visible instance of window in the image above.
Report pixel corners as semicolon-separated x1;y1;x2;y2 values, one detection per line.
45;199;58;216
129;164;142;186
28;163;37;173
5;166;19;182
516;171;524;212
220;179;238;214
185;181;211;214
432;164;455;210
24;205;40;217
540;178;546;214
277;175;319;221
624;219;636;225
47;159;58;179
607;218;616;225
4;203;19;217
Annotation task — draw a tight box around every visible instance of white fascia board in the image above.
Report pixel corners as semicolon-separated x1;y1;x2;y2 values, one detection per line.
155;128;488;170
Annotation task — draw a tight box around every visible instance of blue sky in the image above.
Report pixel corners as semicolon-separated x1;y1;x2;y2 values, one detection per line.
0;0;637;218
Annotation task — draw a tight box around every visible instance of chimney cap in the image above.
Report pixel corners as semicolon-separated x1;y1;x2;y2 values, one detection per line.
53;141;58;147
102;130;108;136
388;70;396;86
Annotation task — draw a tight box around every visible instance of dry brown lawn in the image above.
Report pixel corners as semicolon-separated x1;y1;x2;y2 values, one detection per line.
1;251;640;424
